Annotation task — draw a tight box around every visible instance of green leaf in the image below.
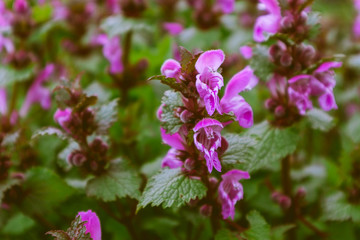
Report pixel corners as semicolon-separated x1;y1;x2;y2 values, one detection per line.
323;192;360;222
95;99;119;134
58;141;79;170
2;213;35;235
46;230;70;240
249;46;274;81
66;215;92;240
1;131;20;147
21;167;75;214
86;159;141;201
213;112;236;123
244;210;271;240
101;16;152;38
137;168;207;210
31;127;67;142
215;229;240;240
0;65;35;87
149;75;185;93
221;133;257;171
160;90;183;134
31;4;53;23
247;122;299;172
344;114;360;143
306;108;335;131
0;178;21;205
271;224;295;240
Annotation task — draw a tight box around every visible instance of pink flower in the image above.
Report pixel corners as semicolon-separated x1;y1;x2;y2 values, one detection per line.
163;22;184;36
19;64;55;117
218;169;250;219
94;34;123;74
254;0;282;42
195;50;225;116
161;148;183;169
54;108;72;132
0;88;7;115
215;0;235;14
239;46;252;59
0;0;12;32
78;210;101;240
354;0;360;38
13;0;29;14
107;0;120;13
160;128;185;169
161;59;181;80
220;66;258;128
193;118;223;173
52;0;68;20
0;35;14;53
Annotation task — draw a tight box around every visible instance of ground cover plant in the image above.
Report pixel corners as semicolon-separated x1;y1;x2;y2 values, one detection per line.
0;0;360;239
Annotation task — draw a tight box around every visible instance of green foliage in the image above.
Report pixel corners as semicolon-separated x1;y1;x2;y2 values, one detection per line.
159;90;183;134
344;114;360;143
0;65;35;87
215;229;240;240
2;213;35;235
0;178;21;205
249;46;274;82
47;215;91;240
86;159;141;201
101;16;152;38
243;211;271;240
137;168;207;210
323;192;360;222
31;127;68;142
95;99;119;134
306;108;335;131
246;122;299;172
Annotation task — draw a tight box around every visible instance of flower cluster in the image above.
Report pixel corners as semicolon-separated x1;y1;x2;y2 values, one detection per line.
251;0;342;126
157;48;257;219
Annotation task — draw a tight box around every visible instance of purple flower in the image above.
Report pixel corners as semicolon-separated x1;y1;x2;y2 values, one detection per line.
195;50;225;116
54;108;72;132
163;22;184;36
94;34;123;74
19;64;55;117
13;0;29;14
220;66;258;128
0;35;14;53
160;128;186;169
0;0;12;32
193;118;223;173
354;0;360;38
161;59;181;80
52;0;68;20
0;88;7;115
214;0;235;14
254;0;282;42
107;0;120;13
218;169;250;219
239;46;252;59
77;210;101;240
161;148;183;169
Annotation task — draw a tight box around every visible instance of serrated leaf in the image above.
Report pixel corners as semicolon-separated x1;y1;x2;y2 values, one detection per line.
0;65;35;86
58;141;79;170
66;215;92;240
101;16;152;38
215;229;241;240
323;192;360;222
1;131;20;147
0;178;21;205
213;112;236;123
179;46;193;70
46;230;70;240
149;75;185;93
271;224;295;240
249;46;274;82
244;210;271;240
344;114;360;143
95;99;119;134
86;159;141;201
2;213;35;235
160;90;183;134
137;168;207;210
31;127;67;142
21;167;75;214
246;122;299;172
306;108;335;131
221;133;257;171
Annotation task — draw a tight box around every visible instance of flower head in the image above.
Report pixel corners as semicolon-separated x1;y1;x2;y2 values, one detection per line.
239;46;252;59
254;0;282;42
195;50;225;116
94;34;123;74
0;88;7;115
193;118;223;173
77;210;101;240
214;0;235;14
161;59;181;80
218;169;250;219
220;66;258;128
161;148;183;169
54;108;72;132
163;22;184;36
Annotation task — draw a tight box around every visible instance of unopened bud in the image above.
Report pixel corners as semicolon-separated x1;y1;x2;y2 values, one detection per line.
199;204;213;217
11;172;25;180
265;98;277;110
69;151;87;166
280;53;293;67
90;138;109;155
184;158;195;170
296;187;306;199
180;109;193;123
209;177;219;189
278;195;292;209
275;105;286;117
280;16;293;29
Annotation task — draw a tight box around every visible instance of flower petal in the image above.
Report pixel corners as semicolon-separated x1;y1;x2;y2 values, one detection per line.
193;118;223;132
222;66;256;101
254;14;281;42
260;0;281;15
239;46;252;59
161;128;185;151
78;210;101;240
318;91;337;111
161;59;181;78
315;61;342;73
195;49;225;73
0;88;7;115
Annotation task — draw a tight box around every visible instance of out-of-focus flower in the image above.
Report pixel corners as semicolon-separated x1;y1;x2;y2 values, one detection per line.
195;50;225;116
163;22;184;36
218;169;250;219
54;108;72;132
0;88;7;115
214;0;235;14
254;0;282;42
193;118;223;173
239;46;252;59
77;210;101;240
161;59;181;80
19;64;55;117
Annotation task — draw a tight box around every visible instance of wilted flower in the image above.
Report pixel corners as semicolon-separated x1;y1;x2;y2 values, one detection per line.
195;50;225;116
77;210;101;240
218;169;250;219
193;118;223;173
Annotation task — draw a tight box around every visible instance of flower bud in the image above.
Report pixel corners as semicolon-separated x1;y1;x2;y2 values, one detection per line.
265;98;277;110
54;108;72;132
199;204;213;217
13;0;29;14
69;151;87;166
280;52;293;67
296;187;306;199
90;138;109;155
180;109;193;123
184;158;195;171
209;177;219;189
274;105;285;117
280;16;293;29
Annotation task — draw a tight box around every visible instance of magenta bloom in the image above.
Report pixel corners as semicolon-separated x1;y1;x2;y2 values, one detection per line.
52;0;68;20
193;118;223;173
13;0;29;14
161;148;183;169
0;88;7;115
163;22;184;36
195;50;225;116
54;108;72;132
94;34;123;74
218;169;250;219
161;59;181;80
220;66;258;128
354;0;360;38
288;61;342;114
160;128;185;169
0;35;14;53
0;0;12;32
254;0;282;42
106;0;120;13
19;64;55;117
78;210;101;240
239;46;252;59
214;0;235;14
